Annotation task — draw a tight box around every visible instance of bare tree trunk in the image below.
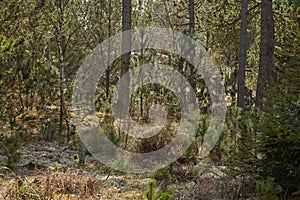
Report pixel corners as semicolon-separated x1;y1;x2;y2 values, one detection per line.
105;0;112;98
118;0;132;149
189;0;195;35
188;0;196;90
255;0;274;110
78;141;85;166
139;30;145;118
237;0;248;109
55;1;71;141
119;0;132;116
189;0;197;95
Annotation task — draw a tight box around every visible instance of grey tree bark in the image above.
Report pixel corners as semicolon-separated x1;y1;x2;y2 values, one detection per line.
119;0;132;150
55;0;71;141
237;0;248;109
189;0;195;35
119;0;132;116
255;0;275;110
188;0;196;89
105;0;112;98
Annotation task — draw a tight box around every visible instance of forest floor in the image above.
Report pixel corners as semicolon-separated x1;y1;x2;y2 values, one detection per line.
0;110;256;199
0;139;255;199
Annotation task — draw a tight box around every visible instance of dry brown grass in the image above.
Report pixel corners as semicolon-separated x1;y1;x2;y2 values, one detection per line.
0;168;146;200
0;168;100;199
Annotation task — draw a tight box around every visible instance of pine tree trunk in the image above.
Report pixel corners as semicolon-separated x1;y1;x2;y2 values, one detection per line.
188;0;196;90
78;141;85;166
117;0;132;149
105;0;112;98
189;0;195;35
56;1;71;141
237;0;248;109
255;0;274;110
119;0;132;116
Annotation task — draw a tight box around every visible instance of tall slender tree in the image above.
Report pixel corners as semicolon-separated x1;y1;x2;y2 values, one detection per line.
119;0;132;116
255;0;274;110
237;0;248;109
189;0;195;35
55;0;71;140
106;0;113;98
188;0;196;89
119;0;132;150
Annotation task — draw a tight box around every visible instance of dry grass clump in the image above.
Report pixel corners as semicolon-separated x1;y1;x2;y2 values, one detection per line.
0;168;102;200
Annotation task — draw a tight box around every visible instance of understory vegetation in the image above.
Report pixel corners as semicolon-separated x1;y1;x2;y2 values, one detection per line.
0;0;299;199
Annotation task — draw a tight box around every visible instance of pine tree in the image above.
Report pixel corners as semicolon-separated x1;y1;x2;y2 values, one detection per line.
256;28;300;195
255;0;275;110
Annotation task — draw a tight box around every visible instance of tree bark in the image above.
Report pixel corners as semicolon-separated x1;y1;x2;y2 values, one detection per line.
188;0;196;89
255;0;274;110
105;0;112;98
55;1;71;141
189;0;195;35
119;0;132;116
118;0;132;149
237;0;248;109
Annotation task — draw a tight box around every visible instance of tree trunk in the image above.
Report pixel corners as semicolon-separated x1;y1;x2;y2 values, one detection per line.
105;0;112;98
119;0;132;116
255;0;274;110
139;30;145;118
237;0;248;109
78;141;85;166
118;0;132;149
188;0;196;90
189;0;195;35
56;1;71;141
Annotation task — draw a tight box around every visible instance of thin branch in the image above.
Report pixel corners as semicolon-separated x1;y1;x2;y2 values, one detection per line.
216;2;261;28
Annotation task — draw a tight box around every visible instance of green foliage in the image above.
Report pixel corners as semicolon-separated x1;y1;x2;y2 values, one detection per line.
216;106;257;169
255;27;300;194
145;179;173;200
0;35;15;54
152;168;172;181
0;1;299;199
145;179;156;200
98;114;121;146
0;131;22;168
256;177;282;200
155;190;173;200
39;119;58;141
19;182;43;200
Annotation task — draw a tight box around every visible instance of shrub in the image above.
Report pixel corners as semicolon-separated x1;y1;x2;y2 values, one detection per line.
256;177;282;200
145;179;173;200
255;27;300;195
